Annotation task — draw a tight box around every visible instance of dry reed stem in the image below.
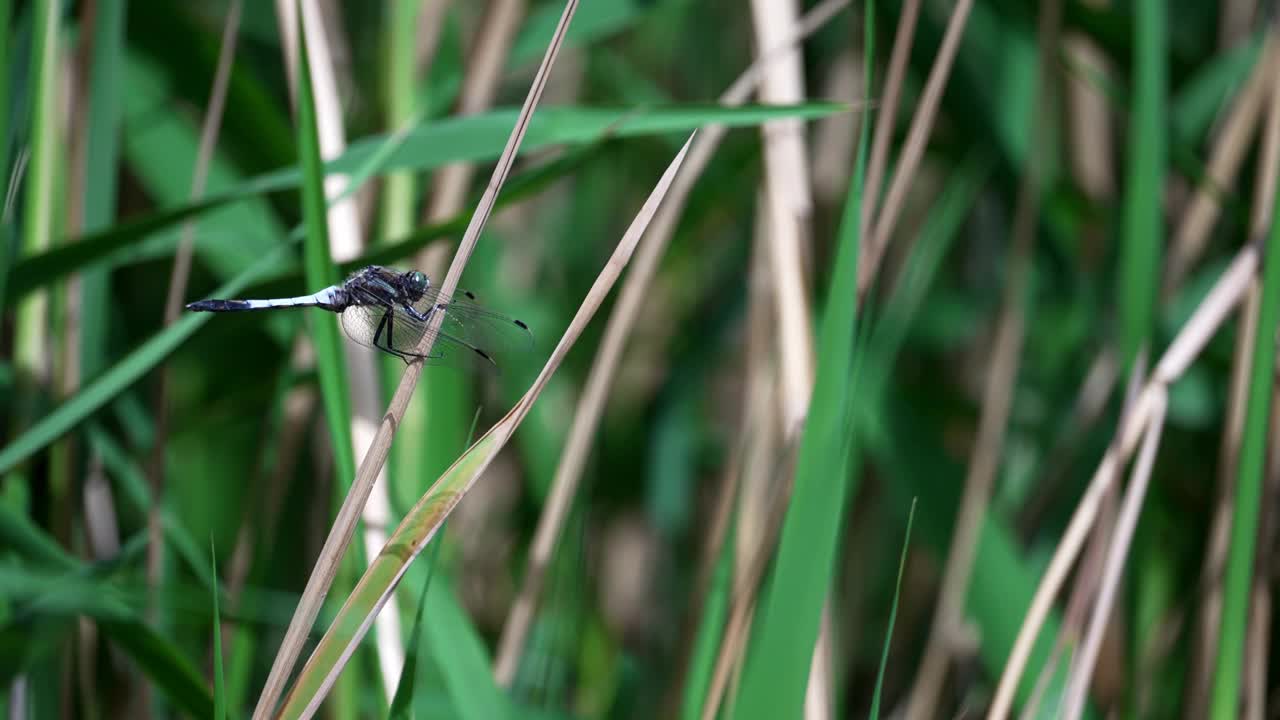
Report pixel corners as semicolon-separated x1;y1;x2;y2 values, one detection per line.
251;3;579;716
746;0;829;707
423;0;526;226
812;48;863;205
860;0;920;241
490;0;853;683
905;3;1057;717
1165;36;1276;296
986;242;1265;720
1061;389;1168;719
750;0;815;433
859;0;973;297
1064;29;1114;203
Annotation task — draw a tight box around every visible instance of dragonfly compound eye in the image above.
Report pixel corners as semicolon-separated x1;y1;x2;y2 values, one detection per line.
404;271;429;298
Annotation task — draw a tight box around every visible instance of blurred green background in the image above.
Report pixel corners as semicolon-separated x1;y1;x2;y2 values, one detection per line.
1;0;1276;718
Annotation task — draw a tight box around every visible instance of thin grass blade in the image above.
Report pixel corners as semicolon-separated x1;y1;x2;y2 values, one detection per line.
1209;167;1280;719
870;498;916;719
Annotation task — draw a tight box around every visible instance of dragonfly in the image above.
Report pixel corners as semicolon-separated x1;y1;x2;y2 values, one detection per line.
187;265;532;369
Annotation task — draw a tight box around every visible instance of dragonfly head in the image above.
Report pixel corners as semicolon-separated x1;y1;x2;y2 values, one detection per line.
402;270;430;301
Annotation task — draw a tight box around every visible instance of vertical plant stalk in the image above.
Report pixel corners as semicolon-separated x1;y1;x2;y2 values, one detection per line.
859;0;973;297
11;0;60;449
748;0;815;434
1118;0;1166;369
1185;39;1280;718
1209;79;1280;720
490;0;853;684
251;2;580;717
904;2;1058;718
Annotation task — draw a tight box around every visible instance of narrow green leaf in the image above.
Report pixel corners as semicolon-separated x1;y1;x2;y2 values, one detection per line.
0;0;14;318
869;498;914;719
12;0;60;430
1118;0;1166;368
79;0;128;379
680;518;734;720
732;4;872;716
211;542;227;720
387;525;445;720
1209;181;1280;718
294;11;355;487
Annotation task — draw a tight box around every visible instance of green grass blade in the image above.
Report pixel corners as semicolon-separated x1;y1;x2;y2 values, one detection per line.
78;0;127;379
869;498;915;719
732;3;872;716
0;0;13;318
1209;185;1280;718
5;102;843;307
11;0;59;431
680;519;734;720
211;542;227;720
1118;0;1166;369
294;10;355;488
387;524;445;720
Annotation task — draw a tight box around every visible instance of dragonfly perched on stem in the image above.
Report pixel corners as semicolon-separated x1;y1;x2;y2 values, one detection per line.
187;265;532;369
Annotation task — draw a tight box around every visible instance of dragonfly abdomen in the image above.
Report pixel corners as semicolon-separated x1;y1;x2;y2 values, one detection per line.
187;286;346;313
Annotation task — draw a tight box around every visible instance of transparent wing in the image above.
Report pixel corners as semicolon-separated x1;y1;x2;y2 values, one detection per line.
340;288;533;371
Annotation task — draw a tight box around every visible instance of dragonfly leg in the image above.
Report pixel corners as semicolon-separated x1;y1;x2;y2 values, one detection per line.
372;307;414;364
403;303;429;322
